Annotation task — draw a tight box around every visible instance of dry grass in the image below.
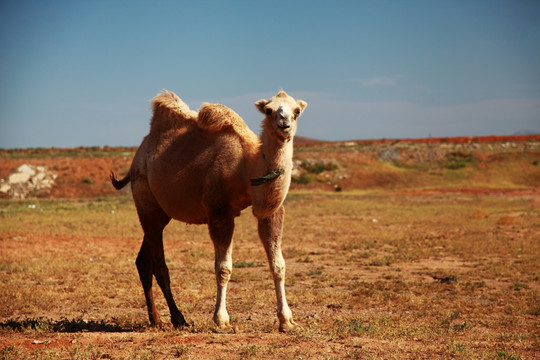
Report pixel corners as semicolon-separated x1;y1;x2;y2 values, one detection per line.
1;190;538;359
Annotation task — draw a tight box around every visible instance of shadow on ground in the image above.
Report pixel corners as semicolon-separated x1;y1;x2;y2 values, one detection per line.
0;318;144;333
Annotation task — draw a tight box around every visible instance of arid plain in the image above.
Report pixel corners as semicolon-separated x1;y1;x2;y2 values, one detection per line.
1;136;539;359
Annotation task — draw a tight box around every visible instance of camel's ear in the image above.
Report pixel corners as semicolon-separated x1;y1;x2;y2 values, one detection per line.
297;100;307;115
255;99;268;114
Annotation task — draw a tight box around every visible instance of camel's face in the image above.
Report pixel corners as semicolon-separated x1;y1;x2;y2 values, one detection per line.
255;91;307;140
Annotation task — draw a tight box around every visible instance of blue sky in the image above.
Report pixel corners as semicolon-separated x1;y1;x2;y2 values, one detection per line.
1;0;539;148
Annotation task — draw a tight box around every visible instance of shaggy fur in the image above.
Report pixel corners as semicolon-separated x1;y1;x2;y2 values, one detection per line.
111;89;307;332
198;103;260;149
149;91;197;133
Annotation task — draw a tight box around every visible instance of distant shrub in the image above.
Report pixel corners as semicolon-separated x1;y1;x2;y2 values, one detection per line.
302;159;339;174
444;152;474;170
301;159;339;174
292;174;312;185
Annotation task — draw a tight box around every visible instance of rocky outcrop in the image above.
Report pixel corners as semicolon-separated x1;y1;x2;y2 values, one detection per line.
0;164;57;199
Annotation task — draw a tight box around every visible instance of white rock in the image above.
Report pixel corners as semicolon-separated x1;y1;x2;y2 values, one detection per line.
9;171;32;184
1;164;57;198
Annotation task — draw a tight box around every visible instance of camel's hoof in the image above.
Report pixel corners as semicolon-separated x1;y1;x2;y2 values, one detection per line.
279;319;302;333
172;320;191;330
172;312;189;329
213;322;239;334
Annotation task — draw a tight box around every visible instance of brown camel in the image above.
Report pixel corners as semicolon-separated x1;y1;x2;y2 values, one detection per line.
110;90;307;332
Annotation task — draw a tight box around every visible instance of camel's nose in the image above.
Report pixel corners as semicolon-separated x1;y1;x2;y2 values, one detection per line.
278;117;291;129
277;107;292;129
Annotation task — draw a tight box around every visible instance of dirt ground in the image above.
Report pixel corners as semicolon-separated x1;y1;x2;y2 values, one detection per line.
1;192;539;359
1;136;539;359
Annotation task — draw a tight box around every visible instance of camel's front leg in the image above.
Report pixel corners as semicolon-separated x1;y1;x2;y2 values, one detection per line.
209;213;235;330
258;206;299;332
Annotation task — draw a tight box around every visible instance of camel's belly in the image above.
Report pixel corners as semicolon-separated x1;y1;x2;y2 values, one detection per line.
169;203;208;224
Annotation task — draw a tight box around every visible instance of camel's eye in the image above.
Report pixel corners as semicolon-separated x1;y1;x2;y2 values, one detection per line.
265;108;273;116
294;108;301;117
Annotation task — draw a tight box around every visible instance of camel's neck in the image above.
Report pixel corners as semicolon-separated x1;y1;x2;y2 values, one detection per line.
250;130;293;219
249;129;294;219
258;129;294;172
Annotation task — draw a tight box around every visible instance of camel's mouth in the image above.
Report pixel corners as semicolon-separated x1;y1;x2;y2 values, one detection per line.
278;125;291;132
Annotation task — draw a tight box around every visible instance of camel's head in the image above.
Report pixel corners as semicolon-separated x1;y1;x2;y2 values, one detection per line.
255;91;307;141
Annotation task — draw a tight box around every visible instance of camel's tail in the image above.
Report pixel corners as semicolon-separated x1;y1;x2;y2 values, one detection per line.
110;171;131;190
150;90;198;133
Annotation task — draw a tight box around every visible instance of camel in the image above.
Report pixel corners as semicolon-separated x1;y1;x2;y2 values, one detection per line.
110;90;307;332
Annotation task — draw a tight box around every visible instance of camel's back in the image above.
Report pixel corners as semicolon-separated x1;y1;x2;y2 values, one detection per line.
149;90;259;150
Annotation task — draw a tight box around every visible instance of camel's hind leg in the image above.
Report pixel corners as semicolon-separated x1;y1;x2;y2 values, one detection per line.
258;206;299;332
208;209;235;330
133;179;187;328
136;235;162;326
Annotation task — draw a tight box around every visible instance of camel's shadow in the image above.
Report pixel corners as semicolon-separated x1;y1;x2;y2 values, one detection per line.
0;317;144;333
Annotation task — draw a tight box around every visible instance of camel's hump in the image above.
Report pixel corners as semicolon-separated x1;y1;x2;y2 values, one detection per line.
150;90;197;133
198;103;258;143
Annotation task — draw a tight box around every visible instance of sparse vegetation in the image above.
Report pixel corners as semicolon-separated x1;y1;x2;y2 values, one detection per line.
444;151;475;170
1;189;538;358
301;159;339;174
0;137;538;358
291;173;313;185
233;260;257;268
